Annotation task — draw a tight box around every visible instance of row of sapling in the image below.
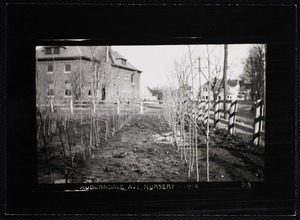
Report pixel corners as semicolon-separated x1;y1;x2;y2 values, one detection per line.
163;44;230;182
36;51;60;183
36;53;81;183
87;47;135;150
36;46;139;183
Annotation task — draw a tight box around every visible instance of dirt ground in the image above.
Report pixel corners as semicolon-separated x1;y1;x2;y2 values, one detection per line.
37;106;264;183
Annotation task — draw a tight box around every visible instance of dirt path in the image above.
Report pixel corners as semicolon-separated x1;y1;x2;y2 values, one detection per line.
77;108;263;183
78;112;189;183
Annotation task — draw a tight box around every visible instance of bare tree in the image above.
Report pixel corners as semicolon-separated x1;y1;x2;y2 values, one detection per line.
241;44;265;101
70;63;86;101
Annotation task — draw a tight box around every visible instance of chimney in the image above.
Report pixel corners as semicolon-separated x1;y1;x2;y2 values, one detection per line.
106;46;109;62
106;46;112;63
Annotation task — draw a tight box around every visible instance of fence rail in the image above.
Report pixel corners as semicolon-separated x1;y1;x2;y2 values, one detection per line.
37;99;143;115
164;98;264;146
215;99;264;146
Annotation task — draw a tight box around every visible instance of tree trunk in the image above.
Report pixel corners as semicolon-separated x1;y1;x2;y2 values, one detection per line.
57;121;68;183
38;110;53;183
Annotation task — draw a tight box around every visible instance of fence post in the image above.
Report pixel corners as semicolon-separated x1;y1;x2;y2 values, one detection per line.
105;120;108;142
197;100;202;123
70;99;73;114
50;99;54;112
140;100;144;114
224;101;230;120
117;99;120;114
253;99;263;146
204;100;209;125
93;99;96;113
214;100;220;129
228;100;237;134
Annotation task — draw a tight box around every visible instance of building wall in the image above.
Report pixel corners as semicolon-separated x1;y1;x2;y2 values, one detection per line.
36;59;141;103
200;83;241;100
110;67;140;102
36;59;91;102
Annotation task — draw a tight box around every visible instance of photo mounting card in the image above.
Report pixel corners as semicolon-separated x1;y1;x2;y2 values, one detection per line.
4;3;296;216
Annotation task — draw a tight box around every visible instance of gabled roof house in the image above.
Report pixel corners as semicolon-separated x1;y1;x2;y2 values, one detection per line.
36;46;142;103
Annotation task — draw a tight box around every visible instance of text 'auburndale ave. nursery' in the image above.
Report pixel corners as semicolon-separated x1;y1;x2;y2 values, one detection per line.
79;184;176;191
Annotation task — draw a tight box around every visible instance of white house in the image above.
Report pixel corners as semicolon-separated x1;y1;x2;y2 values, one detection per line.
141;87;158;101
200;79;250;101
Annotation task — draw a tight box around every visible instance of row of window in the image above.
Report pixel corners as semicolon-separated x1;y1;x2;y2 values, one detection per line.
47;82;72;97
47;86;135;101
113;72;135;83
46;64;135;84
201;95;233;100
47;64;71;73
47;82;108;100
45;47;60;55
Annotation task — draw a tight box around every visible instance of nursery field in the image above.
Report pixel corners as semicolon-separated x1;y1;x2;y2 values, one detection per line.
37;105;264;183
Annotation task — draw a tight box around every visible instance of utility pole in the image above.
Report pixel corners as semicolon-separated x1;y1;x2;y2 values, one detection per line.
206;46;211;182
223;44;228;119
198;57;202;99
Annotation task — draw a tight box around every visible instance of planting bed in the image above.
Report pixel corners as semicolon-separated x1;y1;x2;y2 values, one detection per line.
37;107;264;183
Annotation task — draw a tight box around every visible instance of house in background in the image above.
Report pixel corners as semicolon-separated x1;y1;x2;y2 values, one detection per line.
179;84;193;99
200;79;251;101
36;46;142;104
141;87;158;101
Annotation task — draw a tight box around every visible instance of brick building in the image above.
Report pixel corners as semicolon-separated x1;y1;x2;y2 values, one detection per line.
36;46;142;104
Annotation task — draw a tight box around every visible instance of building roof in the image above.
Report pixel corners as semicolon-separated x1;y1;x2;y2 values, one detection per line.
227;79;238;87
36;46;106;60
202;78;239;87
110;50;142;72
239;80;252;89
36;46;142;73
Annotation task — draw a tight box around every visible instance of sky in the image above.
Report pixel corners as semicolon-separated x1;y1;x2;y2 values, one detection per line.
37;44;260;95
112;44;256;94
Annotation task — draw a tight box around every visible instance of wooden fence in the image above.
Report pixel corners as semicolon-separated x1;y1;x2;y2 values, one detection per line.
161;98;265;146
37;99;143;115
37;98;265;146
204;99;264;146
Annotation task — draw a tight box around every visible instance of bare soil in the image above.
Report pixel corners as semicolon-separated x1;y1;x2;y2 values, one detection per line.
37;107;264;183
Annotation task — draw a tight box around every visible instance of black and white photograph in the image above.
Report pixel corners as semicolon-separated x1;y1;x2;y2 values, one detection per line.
4;3;296;216
36;44;265;184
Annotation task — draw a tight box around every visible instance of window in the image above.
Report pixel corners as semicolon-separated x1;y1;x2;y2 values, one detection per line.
218;96;221;99
206;96;208;99
47;64;53;73
47;83;54;96
101;86;106;100
204;88;208;92
125;73;130;80
45;47;60;55
117;86;120;96
65;82;72;96
88;90;92;97
64;64;71;73
131;74;134;84
53;47;60;54
121;59;126;65
45;48;52;55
